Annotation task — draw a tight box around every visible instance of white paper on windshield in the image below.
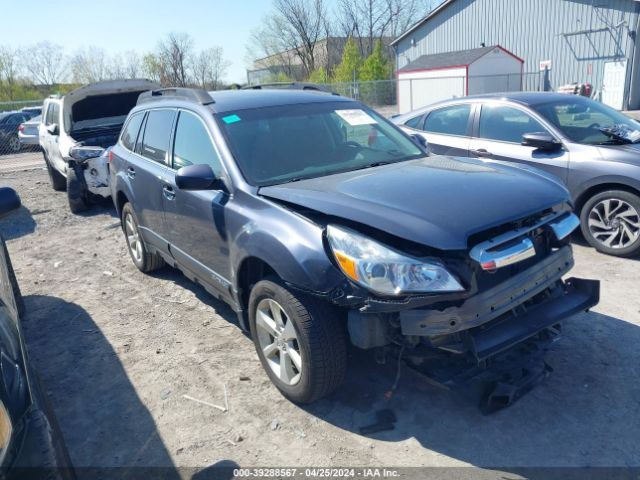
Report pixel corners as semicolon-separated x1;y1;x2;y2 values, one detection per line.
629;130;640;143
335;109;377;126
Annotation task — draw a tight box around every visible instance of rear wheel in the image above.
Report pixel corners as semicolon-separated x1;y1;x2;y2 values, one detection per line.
66;163;90;214
7;135;20;153
580;189;640;257
249;277;347;403
44;154;66;192
121;202;165;273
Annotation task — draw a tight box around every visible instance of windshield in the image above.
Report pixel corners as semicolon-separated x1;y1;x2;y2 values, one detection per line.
216;101;423;186
532;97;640;145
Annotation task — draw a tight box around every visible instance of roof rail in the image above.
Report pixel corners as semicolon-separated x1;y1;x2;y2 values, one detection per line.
242;82;339;95
137;87;215;106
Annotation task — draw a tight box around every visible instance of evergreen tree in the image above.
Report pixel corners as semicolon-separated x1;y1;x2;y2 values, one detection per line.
360;40;390;81
332;37;362;83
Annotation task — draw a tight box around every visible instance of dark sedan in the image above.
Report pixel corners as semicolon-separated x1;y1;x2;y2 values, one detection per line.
394;93;640;257
0;187;74;479
0;112;31;155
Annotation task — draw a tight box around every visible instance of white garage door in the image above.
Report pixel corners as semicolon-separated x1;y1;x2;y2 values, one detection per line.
602;60;627;110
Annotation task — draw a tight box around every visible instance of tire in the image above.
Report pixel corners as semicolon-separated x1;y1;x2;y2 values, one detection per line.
121;202;165;273
248;277;347;403
66;163;90;214
43;154;66;192
580;189;640;257
3;239;25;318
7;135;21;153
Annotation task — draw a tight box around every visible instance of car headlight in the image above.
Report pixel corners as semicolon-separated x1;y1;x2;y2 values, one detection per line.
326;225;464;296
0;400;12;464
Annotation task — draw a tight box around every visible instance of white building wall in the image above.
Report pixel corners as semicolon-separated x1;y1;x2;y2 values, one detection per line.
397;67;466;113
467;47;522;95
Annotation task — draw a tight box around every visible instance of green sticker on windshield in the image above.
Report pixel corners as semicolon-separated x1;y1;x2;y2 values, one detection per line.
223;114;241;124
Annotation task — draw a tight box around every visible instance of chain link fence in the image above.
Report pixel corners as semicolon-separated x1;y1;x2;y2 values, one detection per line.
0;100;44;156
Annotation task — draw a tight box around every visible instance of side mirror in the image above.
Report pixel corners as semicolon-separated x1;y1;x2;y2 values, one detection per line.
0;186;21;217
46;123;59;136
522;132;562;151
69;146;105;162
175;164;217;191
411;134;429;153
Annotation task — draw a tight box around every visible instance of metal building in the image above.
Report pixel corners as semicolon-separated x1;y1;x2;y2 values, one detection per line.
392;0;640;110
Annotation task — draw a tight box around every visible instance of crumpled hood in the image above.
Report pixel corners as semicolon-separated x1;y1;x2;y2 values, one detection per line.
259;156;570;250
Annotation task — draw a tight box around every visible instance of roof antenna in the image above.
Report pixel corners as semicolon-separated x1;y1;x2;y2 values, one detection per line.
480;42;486;47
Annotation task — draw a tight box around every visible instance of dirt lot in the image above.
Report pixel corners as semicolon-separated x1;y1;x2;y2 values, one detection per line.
1;152;640;477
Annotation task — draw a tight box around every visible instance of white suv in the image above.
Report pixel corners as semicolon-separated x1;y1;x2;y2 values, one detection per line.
39;79;158;213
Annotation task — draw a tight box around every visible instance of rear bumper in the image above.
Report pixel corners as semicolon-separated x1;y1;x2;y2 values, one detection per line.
18;132;39;145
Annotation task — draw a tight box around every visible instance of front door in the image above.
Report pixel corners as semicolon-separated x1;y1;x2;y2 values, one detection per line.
469;103;569;184
161;109;231;297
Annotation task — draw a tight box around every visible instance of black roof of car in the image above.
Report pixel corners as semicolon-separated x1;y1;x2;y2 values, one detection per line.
208;89;354;114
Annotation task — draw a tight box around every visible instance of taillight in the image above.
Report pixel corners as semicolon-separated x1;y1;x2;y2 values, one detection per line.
108;150;114;163
18;124;24;132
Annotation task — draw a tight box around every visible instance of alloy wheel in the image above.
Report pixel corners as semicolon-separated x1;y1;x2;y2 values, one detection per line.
9;136;20;153
588;198;640;249
255;298;302;386
124;212;143;263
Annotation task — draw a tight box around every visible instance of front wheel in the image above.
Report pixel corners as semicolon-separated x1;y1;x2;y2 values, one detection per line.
249;277;347;403
66;163;90;214
580;190;640;257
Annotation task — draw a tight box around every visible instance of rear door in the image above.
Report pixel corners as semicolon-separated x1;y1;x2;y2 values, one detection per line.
126;108;176;250
161;109;232;296
414;103;473;156
469;103;569;183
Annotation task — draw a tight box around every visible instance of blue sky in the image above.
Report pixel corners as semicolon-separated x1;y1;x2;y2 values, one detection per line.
1;0;287;83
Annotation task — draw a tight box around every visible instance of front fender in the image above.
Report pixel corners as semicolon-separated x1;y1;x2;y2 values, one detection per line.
228;192;344;295
574;173;640;204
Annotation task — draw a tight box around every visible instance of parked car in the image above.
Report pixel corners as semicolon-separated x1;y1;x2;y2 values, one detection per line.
18;115;41;148
20;106;42;119
109;87;599;410
39;79;159;213
0;187;75;479
393;93;640;257
0;112;31;155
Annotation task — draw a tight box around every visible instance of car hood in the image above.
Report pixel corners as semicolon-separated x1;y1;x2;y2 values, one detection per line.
63;79;159;132
259;156;570;250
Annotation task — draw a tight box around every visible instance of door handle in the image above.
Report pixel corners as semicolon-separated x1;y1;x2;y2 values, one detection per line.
126;167;136;179
163;185;176;200
471;149;492;158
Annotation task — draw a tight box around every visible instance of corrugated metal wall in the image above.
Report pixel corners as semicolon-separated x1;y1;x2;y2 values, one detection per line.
395;0;640;109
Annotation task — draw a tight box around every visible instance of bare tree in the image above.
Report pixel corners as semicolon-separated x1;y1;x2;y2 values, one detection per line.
108;53;126;79
123;50;142;78
23;41;66;86
157;32;194;86
336;0;432;56
142;53;163;84
70;47;109;83
191;46;231;90
0;46;20;99
275;0;329;76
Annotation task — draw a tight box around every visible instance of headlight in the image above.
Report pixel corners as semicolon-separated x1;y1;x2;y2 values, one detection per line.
0;400;12;464
326;225;464;296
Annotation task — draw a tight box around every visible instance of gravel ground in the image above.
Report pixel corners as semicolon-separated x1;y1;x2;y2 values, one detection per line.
1;153;639;478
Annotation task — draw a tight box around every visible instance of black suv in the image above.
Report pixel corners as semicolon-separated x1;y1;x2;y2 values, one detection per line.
110;87;599;409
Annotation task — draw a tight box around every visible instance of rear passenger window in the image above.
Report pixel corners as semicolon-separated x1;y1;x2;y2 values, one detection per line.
423;104;471;136
140;109;175;164
172;111;223;176
45;104;59;126
121;112;144;151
